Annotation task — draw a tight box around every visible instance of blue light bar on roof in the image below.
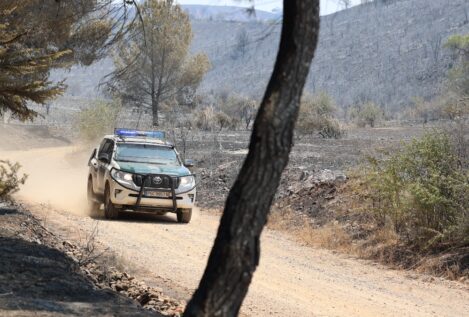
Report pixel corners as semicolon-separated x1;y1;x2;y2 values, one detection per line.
114;128;166;139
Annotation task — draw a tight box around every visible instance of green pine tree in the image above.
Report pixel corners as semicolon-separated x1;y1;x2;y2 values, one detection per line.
0;0;127;121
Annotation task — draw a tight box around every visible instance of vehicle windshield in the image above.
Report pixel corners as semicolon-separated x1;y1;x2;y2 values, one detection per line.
115;143;179;165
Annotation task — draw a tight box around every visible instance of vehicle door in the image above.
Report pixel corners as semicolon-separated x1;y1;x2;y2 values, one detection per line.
88;147;99;191
97;139;114;192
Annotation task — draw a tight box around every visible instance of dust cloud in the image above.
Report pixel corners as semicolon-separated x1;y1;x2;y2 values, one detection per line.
0;136;92;216
0;128;202;221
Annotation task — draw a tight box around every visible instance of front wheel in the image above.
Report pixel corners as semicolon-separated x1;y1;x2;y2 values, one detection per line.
177;208;192;223
87;178;100;217
104;184;119;219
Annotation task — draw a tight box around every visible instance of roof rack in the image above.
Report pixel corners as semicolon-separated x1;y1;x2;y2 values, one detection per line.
114;128;166;140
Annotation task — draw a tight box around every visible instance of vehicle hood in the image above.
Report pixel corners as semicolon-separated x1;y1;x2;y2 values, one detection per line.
116;161;191;176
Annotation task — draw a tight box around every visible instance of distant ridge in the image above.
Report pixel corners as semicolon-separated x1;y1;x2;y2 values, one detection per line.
181;5;281;22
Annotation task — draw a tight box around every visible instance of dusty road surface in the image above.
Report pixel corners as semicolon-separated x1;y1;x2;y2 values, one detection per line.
2;144;469;317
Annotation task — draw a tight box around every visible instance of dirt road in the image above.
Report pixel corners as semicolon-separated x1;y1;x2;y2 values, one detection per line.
2;145;468;317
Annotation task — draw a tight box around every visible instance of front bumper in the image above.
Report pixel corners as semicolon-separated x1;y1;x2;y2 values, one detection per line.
109;180;196;212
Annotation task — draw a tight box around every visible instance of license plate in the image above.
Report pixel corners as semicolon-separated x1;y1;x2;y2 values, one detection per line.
145;190;171;198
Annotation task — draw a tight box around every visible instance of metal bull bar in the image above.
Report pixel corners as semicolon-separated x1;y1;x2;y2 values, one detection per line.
134;174;178;212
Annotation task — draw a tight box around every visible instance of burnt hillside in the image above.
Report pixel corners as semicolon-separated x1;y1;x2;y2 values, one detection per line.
53;0;469;111
191;0;469;110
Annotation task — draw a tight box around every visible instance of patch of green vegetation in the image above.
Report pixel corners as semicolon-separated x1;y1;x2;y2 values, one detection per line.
364;131;469;251
0;161;27;200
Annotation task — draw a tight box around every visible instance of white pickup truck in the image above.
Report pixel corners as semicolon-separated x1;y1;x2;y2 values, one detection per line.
86;129;196;223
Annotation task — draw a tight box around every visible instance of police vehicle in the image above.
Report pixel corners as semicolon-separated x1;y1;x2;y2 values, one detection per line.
87;129;196;223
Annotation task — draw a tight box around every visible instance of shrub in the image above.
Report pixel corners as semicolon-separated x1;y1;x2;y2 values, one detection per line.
195;93;258;130
214;111;232;131
0;160;27;200
220;95;257;130
239;99;257;130
363;132;469;251
194;107;215;131
442;94;469;121
296;92;344;138
349;101;382;127
76;100;120;142
407;96;443;124
194;106;237;131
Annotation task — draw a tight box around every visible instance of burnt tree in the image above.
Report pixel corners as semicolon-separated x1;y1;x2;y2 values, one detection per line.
184;0;320;316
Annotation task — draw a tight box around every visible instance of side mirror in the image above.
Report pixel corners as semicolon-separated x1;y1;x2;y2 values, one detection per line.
184;159;195;168
88;148;97;166
98;152;110;164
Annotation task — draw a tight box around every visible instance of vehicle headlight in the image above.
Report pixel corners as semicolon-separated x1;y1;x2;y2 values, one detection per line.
177;175;195;194
111;169;139;190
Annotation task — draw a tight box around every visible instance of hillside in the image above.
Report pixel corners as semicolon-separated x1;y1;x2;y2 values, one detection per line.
51;0;469;111
192;0;469;110
181;4;280;22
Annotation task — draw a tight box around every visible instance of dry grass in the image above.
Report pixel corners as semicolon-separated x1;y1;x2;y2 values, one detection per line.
418;256;459;279
412;248;469;281
297;222;353;252
268;208;352;252
267;207;300;231
268;178;469;281
355;226;401;263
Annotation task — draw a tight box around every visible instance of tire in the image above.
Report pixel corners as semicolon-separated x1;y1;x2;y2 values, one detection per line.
104;184;119;219
87;177;100;217
177;208;192;224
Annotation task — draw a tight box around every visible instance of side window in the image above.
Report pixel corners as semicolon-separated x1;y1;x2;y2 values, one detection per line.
106;140;115;156
98;139;108;156
98;139;114;160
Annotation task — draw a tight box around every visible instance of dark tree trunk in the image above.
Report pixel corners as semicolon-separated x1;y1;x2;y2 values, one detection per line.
152;96;159;127
184;1;320;316
152;48;166;128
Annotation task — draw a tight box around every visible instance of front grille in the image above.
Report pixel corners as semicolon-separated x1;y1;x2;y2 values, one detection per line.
129;194;183;200
133;174;179;189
